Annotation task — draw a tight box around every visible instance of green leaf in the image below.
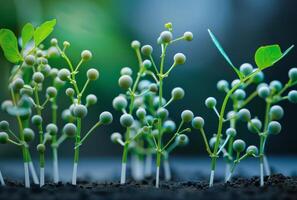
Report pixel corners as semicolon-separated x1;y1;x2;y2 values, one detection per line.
254;45;282;70
21;23;34;48
208;29;243;80
0;29;22;63
254;44;294;70
34;19;56;46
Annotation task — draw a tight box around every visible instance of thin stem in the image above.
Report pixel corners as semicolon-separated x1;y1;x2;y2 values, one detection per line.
80;79;90;96
75;121;101;149
74;118;81;163
217;135;231;155
199;128;212;155
239;90;258;109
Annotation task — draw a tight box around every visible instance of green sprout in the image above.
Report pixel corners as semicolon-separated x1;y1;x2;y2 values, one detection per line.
111;23;193;188
193;29;294;187
0;19;112;187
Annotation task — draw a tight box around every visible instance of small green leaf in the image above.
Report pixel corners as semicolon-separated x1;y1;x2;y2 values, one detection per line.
34;19;56;46
0;29;22;63
255;45;283;70
21;23;34;48
208;29;243;80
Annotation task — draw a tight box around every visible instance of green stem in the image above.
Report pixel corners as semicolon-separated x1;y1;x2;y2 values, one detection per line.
74;118;81;163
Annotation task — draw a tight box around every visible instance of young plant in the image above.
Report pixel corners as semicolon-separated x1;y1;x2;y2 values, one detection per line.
0;19;58;187
111;23;194;188
53;41;113;185
192;29;293;187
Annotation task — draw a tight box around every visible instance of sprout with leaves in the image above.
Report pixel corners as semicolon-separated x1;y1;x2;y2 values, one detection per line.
193;29;294;187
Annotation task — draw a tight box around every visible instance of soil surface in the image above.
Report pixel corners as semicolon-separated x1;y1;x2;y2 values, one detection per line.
0;174;296;200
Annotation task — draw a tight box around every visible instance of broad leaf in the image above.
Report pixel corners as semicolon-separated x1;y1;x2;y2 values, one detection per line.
34;19;56;46
0;29;22;63
254;45;282;70
208;29;243;80
255;44;294;70
21;23;34;48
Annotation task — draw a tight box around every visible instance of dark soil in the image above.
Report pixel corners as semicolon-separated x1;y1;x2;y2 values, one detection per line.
0;174;296;200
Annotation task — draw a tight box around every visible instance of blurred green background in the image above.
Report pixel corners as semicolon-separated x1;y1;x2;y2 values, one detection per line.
0;0;297;159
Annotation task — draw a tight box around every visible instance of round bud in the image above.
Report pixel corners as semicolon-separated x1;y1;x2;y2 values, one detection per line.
267;121;281;135
227;111;236;120
141;45;153;56
111;132;122;143
217;80;229;92
257;85;270;99
153;97;166;108
138;80;151;91
46;123;58;135
269;105;284;120
288;90;297;103
131;40;140;49
49;68;59;77
20;85;33;96
173;53;186;65
42;64;51;76
73;105;88;118
143;60;152;68
233;89;246;100
145;115;154;125
237;108;251;121
46;87;57;98
176;134;189;146
118;75;133;90
61;109;74;122
63;41;70;48
149;83;158;93
0;132;9;144
232;139;246;153
183;31;193;41
86;94;97;106
248;118;262;133
31;115;42;126
231;79;241;88
157;107;169;120
0;121;9;131
239;63;253;76
87;68;99;80
32;72;44;84
23;128;35;142
163;120;176;133
226;128;237;137
24;55;35;65
288;68;297;82
120;67;133;76
50;38;58;46
192;117;204;129
99;111;113;125
181;110;194;123
54;77;65;88
63;123;77;137
112;96;128;111
205;97;217;109
136;107;146;120
246;145;258;155
36;57;48;65
58;68;70;81
269;80;283;92
160;31;173;43
120;114;134;127
37;144;46;153
171;87;185;100
81;50;92;61
252;71;264;83
36;50;44;57
12;78;24;91
1;100;13;112
66;88;75;97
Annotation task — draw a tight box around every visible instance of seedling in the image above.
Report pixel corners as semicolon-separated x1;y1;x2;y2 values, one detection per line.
192;29;294;187
111;23;193;188
0;19;112;187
